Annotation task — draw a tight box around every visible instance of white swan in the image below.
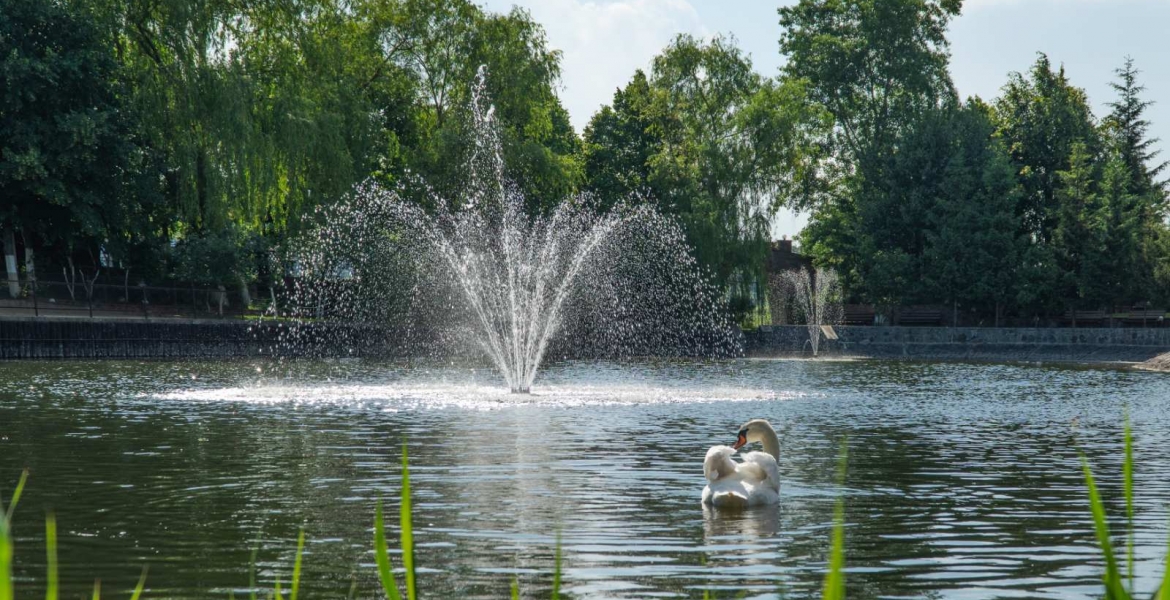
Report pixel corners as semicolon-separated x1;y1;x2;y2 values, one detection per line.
702;419;781;508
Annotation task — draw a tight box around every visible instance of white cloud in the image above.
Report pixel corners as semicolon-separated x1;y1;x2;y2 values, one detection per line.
484;0;709;131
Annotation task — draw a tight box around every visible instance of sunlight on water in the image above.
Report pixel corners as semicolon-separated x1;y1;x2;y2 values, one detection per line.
3;358;1170;599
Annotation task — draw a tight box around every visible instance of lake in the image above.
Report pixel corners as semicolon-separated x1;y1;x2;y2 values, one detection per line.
2;358;1169;599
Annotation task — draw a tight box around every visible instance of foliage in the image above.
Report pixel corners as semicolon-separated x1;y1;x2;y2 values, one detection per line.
6;0;1170;320
995;54;1101;245
788;4;1170;317
779;0;960;161
583;34;827;293
171;226;262;288
0;0;163;259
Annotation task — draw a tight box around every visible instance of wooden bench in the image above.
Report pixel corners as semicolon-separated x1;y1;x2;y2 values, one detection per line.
1120;309;1166;327
898;307;943;326
1061;310;1109;326
844;304;875;326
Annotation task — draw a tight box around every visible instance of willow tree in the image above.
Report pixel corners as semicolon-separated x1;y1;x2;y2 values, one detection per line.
109;0;380;240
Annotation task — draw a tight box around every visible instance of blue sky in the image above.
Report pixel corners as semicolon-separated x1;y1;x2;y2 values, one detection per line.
480;0;1170;238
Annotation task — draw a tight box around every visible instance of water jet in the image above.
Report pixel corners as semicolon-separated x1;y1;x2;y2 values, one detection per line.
283;69;738;390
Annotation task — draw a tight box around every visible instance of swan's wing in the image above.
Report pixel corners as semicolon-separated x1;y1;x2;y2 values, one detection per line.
740;451;780;486
704;445;737;482
735;459;767;482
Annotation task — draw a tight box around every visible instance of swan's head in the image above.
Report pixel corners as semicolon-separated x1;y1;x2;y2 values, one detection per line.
732;419;776;451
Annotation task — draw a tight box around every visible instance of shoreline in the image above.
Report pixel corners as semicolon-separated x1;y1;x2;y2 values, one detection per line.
2;317;1169;370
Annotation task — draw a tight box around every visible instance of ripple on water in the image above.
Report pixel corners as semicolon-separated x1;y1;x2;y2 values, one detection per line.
0;358;1168;599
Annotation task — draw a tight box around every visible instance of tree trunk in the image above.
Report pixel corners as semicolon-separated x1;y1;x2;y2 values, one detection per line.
3;227;19;298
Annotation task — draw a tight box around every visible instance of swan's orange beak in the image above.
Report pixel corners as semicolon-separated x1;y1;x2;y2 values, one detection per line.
732;432;747;450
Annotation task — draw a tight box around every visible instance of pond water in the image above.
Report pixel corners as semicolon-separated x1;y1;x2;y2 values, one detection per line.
2;358;1169;599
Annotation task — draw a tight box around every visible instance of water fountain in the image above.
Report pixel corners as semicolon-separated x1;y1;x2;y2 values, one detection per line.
282;70;738;392
783;267;842;357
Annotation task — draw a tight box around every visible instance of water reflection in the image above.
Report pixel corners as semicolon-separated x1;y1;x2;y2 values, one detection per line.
0;359;1168;598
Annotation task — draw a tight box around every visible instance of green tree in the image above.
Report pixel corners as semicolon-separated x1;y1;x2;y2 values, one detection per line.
780;0;963;302
778;0;960;160
0;0;158;276
922;100;1023;324
583;34;825;307
1103;58;1170;306
1105;57;1167;196
581;70;661;210
994;54;1100;244
1051;142;1109;314
379;0;580;214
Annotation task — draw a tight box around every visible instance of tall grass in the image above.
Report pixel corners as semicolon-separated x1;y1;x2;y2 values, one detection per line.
1080;414;1170;599
821;441;848;600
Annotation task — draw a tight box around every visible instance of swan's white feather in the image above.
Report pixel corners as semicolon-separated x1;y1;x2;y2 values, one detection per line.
701;447;780;507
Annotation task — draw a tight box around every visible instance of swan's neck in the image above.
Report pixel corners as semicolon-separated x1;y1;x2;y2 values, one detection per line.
759;427;780;461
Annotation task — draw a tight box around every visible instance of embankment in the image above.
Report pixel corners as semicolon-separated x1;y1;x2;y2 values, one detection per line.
745;325;1170;365
0;317;397;360
3;317;1169;366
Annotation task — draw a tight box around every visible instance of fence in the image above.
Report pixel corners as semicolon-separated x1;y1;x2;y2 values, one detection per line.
0;276;266;320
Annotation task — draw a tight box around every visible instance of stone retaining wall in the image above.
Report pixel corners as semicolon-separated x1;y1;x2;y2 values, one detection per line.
744;325;1170;363
0;318;397;360
4;318;1169;364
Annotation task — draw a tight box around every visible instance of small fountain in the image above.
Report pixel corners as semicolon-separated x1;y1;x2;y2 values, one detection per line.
783;267;842;357
281;69;737;392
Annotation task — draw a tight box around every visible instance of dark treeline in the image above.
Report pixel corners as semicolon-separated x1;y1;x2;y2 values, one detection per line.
2;0;1168;324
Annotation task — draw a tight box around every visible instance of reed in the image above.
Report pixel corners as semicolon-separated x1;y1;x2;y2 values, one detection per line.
821;441;848;600
1080;414;1170;600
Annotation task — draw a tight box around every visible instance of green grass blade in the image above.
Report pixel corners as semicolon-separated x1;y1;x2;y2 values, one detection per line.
128;567;148;600
0;508;12;600
1124;414;1135;594
374;501;402;600
248;539;260;600
510;576;519;600
91;579;100;600
5;471;29;524
552;531;561;600
400;445;415;600
290;529;304;600
1158;521;1170;600
45;514;58;600
1081;455;1129;599
274;574;281;600
822;440;848;600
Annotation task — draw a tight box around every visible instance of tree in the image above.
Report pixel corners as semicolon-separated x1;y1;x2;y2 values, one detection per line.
1050;142;1108;314
778;0;960;161
994;54;1100;244
1105;57;1167;196
583;35;825;307
922;100;1023;324
1103;58;1170;306
0;0;155;282
582;70;665;221
780;0;963;303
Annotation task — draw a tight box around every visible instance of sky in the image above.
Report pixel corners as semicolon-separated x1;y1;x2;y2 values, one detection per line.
480;0;1170;240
